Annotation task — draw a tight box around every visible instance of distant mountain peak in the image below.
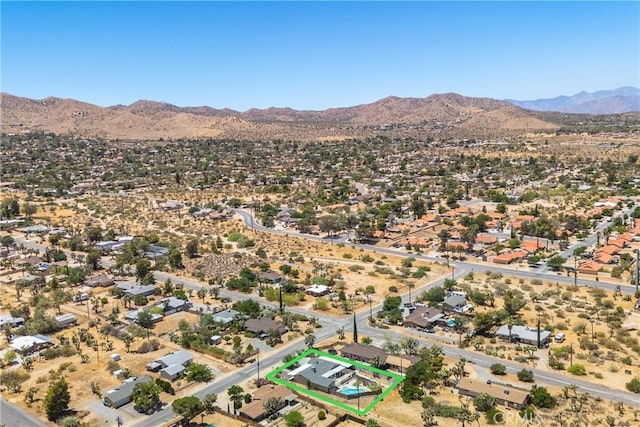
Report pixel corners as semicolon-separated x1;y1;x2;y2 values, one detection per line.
507;87;640;114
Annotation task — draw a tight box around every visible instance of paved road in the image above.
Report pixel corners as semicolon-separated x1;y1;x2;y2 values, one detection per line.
0;397;49;427
6;204;640;425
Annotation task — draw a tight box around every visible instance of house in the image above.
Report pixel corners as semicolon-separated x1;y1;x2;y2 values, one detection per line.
103;376;152;408
10;334;53;354
116;282;157;297
475;235;498;246
577;260;603;275
212;309;240;327
520;240;546;254
154;297;190;315
496;325;551;346
55;313;77;329
442;295;467;312
306;284;330;297
239;384;298;421
147;350;194;381
95;240;119;252
125;309;163;324
144;245;170;260
457;377;530;409
257;270;284;285
244;317;286;336
289;356;353;393
493;250;528;264
160;364;186;381
403;306;444;330
384;354;421;374
85;275;115;288
0;314;25;328
340;342;387;364
15;256;43;269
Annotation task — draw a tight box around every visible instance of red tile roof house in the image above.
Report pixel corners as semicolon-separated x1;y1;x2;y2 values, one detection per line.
597;245;621;256
475;234;499;246
608;238;627;249
577;260;603;275
520;240;546;254
493;250;528;265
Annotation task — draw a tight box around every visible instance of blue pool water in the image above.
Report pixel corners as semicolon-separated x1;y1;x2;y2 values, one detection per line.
340;386;367;395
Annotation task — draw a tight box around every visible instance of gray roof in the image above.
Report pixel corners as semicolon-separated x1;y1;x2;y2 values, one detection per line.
155;350;193;368
104;376;152;405
0;315;24;327
291;357;347;389
443;295;467;308
213;309;239;324
156;297;188;311
161;364;185;376
55;313;76;323
116;283;156;296
496;325;551;343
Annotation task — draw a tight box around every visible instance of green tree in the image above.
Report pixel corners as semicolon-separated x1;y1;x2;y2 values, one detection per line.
169;248;184;269
517;369;534;382
136;310;154;330
132;380;161;414
185;362;213;382
135;258;151;282
490;363;506;375
86;249;102;271
547;255;566;272
530;385;557;408
473;393;496;412
172;396;203;423
202;393;218;414
305;333;316;349
185;239;199;258
503;290;525;315
626;377;640;393
85;227;103;242
285;410;304;427
44;377;70;421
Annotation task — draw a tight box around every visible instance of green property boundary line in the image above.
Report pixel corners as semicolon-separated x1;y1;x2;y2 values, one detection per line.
265;348;404;416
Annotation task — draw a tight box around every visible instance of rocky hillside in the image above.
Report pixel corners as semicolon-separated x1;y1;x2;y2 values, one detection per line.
1;92;560;140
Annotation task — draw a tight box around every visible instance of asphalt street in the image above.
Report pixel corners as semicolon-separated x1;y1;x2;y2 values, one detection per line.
3;204;639;426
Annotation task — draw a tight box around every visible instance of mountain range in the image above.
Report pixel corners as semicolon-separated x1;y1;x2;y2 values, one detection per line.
506;87;640;114
1;88;638;141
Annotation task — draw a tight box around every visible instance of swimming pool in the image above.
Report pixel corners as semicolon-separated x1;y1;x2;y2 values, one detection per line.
340;386;367;396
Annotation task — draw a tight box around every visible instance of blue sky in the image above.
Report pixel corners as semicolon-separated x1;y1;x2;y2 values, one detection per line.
2;1;639;111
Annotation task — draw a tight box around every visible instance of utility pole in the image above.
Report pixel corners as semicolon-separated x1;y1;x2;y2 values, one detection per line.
634;249;639;295
570;342;573;366
536;313;541;349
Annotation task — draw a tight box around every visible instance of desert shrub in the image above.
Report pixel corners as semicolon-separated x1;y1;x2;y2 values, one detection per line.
318;410;326;420
626;377;640;393
567;364;587;376
490;363;506;375
517;369;534;382
136;339;160;353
